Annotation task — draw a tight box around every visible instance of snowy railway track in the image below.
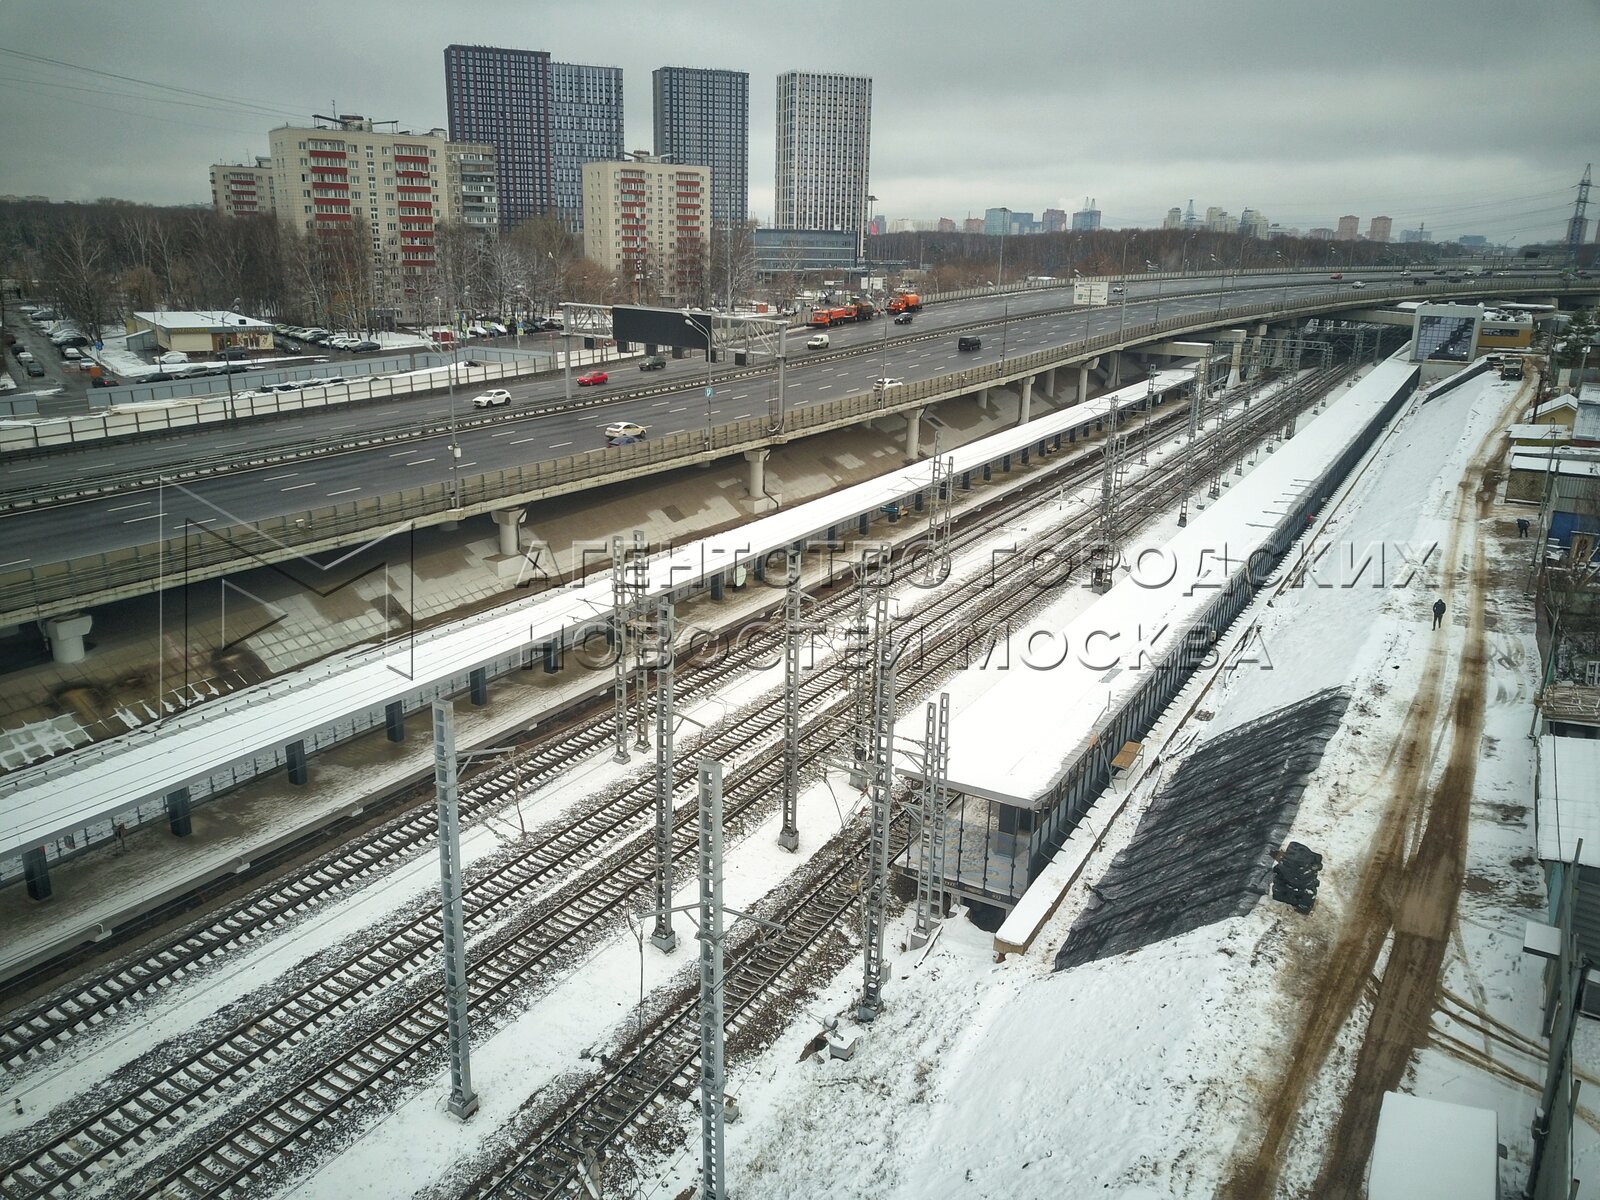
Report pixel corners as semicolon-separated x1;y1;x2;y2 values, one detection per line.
0;360;1351;1200
471;811;902;1200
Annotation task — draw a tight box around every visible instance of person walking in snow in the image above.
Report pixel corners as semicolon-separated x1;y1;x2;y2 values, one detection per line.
1517;517;1531;538
1432;598;1446;630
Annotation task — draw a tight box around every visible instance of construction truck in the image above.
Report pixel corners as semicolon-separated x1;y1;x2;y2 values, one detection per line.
886;291;922;314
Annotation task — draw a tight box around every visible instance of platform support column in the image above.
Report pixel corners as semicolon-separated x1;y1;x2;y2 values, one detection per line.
165;787;193;838
744;448;769;498
469;667;487;706
286;739;308;785
23;847;50;902
543;640;562;674
385;700;406;741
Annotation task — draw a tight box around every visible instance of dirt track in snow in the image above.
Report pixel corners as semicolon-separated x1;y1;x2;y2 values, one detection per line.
1219;385;1520;1200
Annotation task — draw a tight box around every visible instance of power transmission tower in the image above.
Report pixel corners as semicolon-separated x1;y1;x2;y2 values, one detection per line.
651;597;678;951
1091;397;1128;591
431;701;479;1120
856;595;897;1023
1568;163;1592;270
909;692;950;950
779;546;802;851
847;547;887;787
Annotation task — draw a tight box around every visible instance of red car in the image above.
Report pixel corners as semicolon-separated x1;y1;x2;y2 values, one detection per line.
577;370;608;386
1329;272;1343;280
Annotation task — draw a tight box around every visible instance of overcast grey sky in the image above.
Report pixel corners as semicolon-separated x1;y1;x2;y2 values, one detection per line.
2;0;1596;242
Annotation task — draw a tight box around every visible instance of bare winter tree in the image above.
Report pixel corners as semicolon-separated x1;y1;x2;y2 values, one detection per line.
47;222;117;338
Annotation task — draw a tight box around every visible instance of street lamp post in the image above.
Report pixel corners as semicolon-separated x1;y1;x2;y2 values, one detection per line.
687;314;714;450
997;207;1011;361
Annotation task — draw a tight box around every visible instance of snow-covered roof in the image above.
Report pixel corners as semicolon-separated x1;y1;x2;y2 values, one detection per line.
1574;399;1600;443
1367;1092;1498;1200
901;355;1420;808
1510;449;1600;479
1536;735;1600;866
132;310;271;331
1506;423;1568;442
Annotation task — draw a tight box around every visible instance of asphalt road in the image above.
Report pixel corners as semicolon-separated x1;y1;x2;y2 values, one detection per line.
0;269;1521;570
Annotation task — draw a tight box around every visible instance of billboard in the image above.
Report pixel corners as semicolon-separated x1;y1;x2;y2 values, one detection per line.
1074;280;1109;307
613;305;713;352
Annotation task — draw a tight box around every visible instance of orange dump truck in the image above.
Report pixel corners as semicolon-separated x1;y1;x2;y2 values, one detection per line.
887;292;922;314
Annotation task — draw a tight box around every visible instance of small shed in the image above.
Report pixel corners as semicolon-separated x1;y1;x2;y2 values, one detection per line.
126;310;272;356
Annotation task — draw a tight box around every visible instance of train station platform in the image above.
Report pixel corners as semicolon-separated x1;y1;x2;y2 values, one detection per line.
0;366;1199;909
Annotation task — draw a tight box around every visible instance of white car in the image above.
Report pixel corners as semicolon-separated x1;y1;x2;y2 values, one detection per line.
1350;281;1366;289
806;333;830;349
159;351;189;365
604;420;647;443
472;389;512;409
873;377;905;392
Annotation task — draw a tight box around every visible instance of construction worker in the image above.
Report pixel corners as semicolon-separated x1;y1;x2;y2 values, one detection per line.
1517;517;1531;538
1432;598;1446;630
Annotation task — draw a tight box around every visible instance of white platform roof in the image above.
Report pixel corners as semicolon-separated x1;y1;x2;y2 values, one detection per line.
1536;734;1600;867
0;368;1196;861
132;310;271;331
900;354;1419;808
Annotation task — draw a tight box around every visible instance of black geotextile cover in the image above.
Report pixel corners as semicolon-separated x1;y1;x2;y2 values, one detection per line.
1053;688;1350;972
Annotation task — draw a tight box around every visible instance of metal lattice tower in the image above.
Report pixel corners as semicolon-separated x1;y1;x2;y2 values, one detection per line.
921;452;955;588
1091;390;1129;591
779;547;802;852
909;692;950;950
431;701;479;1120
651;597;678;951
696;759;729;1200
1138;377;1155;465
856;595;897;1023
1568;164;1592;270
1177;354;1209;527
610;535;631;763
847;548;886;785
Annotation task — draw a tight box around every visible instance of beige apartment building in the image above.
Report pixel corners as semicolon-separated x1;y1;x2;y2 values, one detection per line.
208;158;275;218
582;157;710;304
211;115;497;315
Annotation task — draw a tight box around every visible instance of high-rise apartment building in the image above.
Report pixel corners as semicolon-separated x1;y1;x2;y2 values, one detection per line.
1042;208;1067;233
264;115;497;302
1335;214;1360;241
1071;198;1101;232
444;44;622;232
549;61;624;231
209;158;275;218
963;217;985;234
582;157;710;304
1163;207;1183;230
983;207;1011;236
653;66;749;231
1239;208;1269;239
1367;215;1392;243
774;71;872;256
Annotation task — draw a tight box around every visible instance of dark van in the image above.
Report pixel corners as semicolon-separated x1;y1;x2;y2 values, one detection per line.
958;336;981;351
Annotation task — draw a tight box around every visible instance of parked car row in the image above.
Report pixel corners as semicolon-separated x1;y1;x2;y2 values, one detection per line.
270;324;380;352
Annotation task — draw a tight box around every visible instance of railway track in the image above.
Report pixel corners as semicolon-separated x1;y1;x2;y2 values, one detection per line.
0;360;1351;1200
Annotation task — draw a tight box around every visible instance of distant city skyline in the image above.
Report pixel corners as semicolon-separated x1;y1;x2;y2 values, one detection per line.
1;0;1592;245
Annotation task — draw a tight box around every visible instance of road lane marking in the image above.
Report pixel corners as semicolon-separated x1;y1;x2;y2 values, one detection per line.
669;406;687;413
408;457;436;465
106;501;153;512
264;472;299;481
0;558;30;568
124;514;160;523
327;487;362;496
550;440;572;448
282;481;317;490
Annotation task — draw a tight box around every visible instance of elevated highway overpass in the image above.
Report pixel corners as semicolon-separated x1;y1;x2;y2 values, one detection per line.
0;275;1591;630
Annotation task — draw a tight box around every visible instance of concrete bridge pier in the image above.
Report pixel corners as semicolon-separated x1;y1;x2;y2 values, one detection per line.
1077;361;1093;405
745;448;770;496
43;612;92;665
904;408;926;458
1017;377;1034;425
491;507;526;556
1218;329;1247;387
